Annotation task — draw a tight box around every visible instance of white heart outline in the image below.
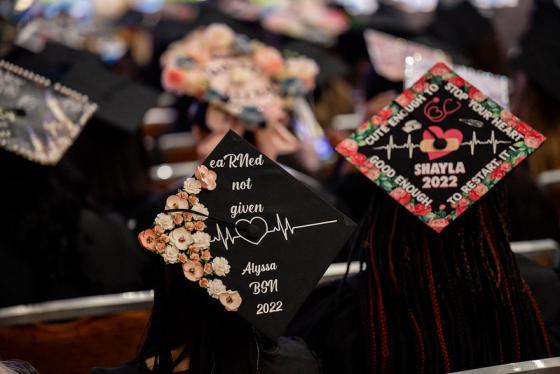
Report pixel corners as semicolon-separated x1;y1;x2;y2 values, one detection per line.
234;216;269;245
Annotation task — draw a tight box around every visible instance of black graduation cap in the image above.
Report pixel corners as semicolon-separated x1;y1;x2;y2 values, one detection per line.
426;1;494;52
61;58;159;133
6;42;98;82
0;59;97;164
513;0;560;104
282;41;350;87
138;130;355;339
336;62;545;233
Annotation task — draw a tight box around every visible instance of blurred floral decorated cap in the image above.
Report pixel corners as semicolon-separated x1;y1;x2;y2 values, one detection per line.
160;23;319;131
337;63;545;233
261;0;349;46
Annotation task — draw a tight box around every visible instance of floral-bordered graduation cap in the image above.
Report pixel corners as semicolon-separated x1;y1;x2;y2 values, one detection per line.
160;23;319;131
0;60;97;164
336;62;545;233
139;130;355;339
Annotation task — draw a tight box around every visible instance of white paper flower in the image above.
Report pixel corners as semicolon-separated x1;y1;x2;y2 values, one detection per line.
183;178;202;195
169;227;193;250
212;257;231;277
163;245;180;264
204;23;235;52
155;213;174;231
207;279;227;299
191;203;209;221
192;231;211;250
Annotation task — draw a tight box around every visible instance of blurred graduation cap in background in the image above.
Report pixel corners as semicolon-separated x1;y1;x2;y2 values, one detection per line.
7;41;160;208
513;0;560;104
62;58;159;134
0;59;97;164
282;41;350;88
8;42;159;134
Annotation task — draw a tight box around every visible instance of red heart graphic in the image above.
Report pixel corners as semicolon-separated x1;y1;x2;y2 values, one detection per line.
422;126;463;160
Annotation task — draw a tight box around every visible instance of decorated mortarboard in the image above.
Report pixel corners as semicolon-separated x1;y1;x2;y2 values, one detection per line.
260;0;349;46
61;59;159;134
404;57;510;109
364;29;451;82
0;60;97;164
336;62;545;232
160;23;318;131
138;130;355;339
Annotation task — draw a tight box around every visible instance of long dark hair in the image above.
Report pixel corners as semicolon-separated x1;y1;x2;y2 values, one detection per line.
355;185;551;373
137;260;259;374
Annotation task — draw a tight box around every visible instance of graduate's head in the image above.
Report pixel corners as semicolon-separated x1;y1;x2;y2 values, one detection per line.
138;133;355;373
336;62;551;371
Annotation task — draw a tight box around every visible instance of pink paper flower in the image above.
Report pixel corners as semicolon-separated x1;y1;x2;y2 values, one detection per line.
194;221;207;231
390;188;411;205
154;225;164;235
430;64;451;76
468;183;489;200
172;213;184;225
199;278;209;288
428;218;449;232
201;250;212;261
254;46;284;76
524;134;544;149
284;57;319;91
454;198;469;216
155;241;166;253
359;165;381;182
448;76;465;87
138;229;157;251
183;260;204;282
219;291;242;312
161;67;185;93
336;139;358;157
204;23;235;53
413;204;432;216
195;165;217;190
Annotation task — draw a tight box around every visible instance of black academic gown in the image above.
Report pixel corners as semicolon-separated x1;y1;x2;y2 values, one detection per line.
91;337;322;374
287;274;369;374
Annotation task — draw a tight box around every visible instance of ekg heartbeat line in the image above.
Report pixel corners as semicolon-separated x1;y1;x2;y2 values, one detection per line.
210;214;338;250
460;131;511;155
373;134;420;159
373;131;511;160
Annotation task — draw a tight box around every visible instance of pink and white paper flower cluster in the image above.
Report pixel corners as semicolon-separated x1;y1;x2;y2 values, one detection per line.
138;165;242;312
